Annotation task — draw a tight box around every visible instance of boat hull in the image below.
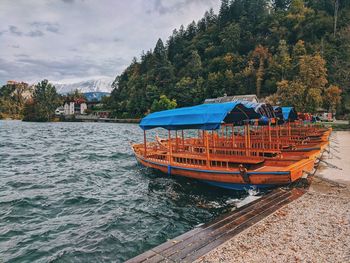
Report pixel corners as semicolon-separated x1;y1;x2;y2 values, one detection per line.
134;154;314;190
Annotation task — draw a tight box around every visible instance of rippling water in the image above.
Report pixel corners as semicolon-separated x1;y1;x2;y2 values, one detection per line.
0;120;254;262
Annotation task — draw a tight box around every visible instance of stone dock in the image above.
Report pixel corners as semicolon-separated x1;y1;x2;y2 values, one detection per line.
127;131;350;263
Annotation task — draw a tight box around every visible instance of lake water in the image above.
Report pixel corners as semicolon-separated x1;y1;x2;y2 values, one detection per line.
0;121;254;262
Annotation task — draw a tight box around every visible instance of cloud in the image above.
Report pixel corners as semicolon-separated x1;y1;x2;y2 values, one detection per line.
149;0;217;15
27;30;44;37
113;37;122;42
31;22;60;34
0;55;127;84
0;0;220;85
8;25;23;36
61;0;75;3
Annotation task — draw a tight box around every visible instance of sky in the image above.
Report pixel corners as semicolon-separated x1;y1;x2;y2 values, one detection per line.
0;0;220;85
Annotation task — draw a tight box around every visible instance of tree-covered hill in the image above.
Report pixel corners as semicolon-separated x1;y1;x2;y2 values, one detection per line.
107;0;350;118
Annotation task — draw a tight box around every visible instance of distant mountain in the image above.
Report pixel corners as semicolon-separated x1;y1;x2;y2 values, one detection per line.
54;77;113;94
83;92;110;102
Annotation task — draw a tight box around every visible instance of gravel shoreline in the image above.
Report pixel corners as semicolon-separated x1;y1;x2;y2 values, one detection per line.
195;179;350;263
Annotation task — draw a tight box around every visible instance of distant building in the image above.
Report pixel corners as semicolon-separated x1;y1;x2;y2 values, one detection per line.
63;98;87;115
204;94;259;104
55;106;64;116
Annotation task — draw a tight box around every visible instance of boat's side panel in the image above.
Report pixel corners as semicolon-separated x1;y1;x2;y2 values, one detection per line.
136;155;291;186
289;158;315;182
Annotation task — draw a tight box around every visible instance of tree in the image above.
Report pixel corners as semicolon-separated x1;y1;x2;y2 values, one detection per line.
105;0;350;117
276;79;306;111
324;85;342;112
150;95;177;113
0;82;31;119
219;0;230;26
66;89;85;101
299;53;328;89
173;77;196;106
276;40;292;80
187;50;202;78
334;0;339;36
272;0;292;11
154;38;166;61
220;23;241;52
252;45;270;97
23;80;61;121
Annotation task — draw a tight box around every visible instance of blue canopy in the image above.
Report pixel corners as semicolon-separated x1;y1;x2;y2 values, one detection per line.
281;107;298;121
140;102;261;130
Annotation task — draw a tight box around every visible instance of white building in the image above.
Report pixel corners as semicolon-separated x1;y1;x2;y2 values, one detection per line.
55;106;64;116
63;98;87;115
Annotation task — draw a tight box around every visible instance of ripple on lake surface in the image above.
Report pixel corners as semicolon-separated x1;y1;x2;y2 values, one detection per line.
0;120;251;262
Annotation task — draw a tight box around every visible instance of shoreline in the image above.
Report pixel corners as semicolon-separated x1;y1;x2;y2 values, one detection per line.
1;118;140;124
196;179;350;263
195;131;350;262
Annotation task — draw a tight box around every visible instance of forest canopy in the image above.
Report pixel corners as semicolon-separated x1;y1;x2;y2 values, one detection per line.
107;0;349;118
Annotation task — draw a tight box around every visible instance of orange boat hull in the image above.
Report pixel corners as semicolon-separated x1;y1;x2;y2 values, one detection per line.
134;152;315;190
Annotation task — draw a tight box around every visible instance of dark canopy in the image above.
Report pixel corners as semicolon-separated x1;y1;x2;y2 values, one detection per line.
281;107;298;121
140;102;261;130
240;101;276;119
273;106;284;121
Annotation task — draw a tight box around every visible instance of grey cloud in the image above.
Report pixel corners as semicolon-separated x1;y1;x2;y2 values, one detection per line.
9;25;23;36
150;0;216;15
113;37;122;42
14;54;29;58
31;22;60;34
46;25;59;33
27;30;44;37
0;56;127;83
0;0;220;85
9;45;20;49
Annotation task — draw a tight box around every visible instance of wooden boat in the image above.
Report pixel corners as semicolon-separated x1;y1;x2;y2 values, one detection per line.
132;102;329;190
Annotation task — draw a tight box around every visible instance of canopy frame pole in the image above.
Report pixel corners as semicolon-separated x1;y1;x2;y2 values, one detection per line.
143;130;147;157
182;130;184;149
202;130;205;147
245;123;248;156
268;120;272;148
232;124;235;148
212;130;215;154
205;131;210;168
168;130;172;165
247;122;251;156
175;130;178;152
262;124;265;150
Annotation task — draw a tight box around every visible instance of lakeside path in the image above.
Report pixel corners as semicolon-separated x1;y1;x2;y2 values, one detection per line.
196;131;350;263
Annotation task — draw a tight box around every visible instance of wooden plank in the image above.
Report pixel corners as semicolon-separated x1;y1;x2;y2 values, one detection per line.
167;191;293;261
181;189;304;262
152;190;285;255
125;250;159;263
